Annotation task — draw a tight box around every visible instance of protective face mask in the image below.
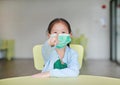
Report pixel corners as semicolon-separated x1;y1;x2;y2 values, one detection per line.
56;34;71;49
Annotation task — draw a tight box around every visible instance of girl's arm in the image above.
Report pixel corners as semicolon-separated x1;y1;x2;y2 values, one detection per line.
32;41;54;78
42;34;58;63
42;41;55;64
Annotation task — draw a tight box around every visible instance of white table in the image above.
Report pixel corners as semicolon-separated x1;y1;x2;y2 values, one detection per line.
0;75;120;85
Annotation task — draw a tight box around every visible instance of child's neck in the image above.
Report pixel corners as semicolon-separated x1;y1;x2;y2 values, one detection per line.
56;47;65;60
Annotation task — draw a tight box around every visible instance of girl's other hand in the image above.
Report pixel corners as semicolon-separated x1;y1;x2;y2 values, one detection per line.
32;72;50;78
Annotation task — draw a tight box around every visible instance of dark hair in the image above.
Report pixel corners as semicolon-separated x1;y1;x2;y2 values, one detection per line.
47;18;72;34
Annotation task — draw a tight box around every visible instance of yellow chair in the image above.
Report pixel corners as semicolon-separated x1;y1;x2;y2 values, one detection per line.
70;44;84;67
33;44;84;70
33;44;44;70
0;40;15;60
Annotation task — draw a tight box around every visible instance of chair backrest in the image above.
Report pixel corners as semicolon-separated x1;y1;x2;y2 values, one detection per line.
33;45;44;70
70;44;84;67
33;44;84;70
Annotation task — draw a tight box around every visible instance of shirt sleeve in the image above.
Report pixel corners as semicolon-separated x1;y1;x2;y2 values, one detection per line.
42;40;55;64
50;50;80;77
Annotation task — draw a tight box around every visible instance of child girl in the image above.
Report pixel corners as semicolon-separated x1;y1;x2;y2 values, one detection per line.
32;18;80;78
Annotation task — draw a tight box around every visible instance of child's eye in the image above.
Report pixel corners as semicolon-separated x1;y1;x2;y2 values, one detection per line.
62;32;65;33
54;32;57;33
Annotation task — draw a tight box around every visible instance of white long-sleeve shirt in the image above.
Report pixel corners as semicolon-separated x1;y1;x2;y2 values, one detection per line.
42;41;80;77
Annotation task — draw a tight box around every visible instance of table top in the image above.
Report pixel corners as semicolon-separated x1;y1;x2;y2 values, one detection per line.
0;75;120;85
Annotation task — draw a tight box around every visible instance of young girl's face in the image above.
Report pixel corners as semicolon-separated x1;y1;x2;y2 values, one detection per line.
48;22;69;37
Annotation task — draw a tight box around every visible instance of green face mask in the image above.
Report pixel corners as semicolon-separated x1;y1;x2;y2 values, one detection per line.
56;34;71;49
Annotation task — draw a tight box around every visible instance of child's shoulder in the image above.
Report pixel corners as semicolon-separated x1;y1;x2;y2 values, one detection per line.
67;46;78;55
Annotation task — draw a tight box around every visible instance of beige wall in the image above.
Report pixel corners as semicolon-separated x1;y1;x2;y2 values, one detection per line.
0;0;110;59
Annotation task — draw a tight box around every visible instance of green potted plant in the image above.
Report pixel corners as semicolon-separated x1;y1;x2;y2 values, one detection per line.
71;34;88;59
